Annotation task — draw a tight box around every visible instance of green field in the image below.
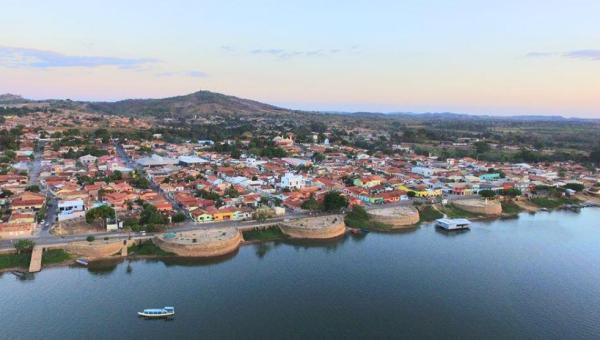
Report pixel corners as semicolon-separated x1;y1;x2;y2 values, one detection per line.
437;204;479;219
417;205;444;222
42;249;72;265
501;200;522;215
530;197;580;209
243;226;287;242
0;253;31;269
128;240;174;256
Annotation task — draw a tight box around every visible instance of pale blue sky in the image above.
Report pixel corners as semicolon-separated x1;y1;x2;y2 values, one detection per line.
1;0;599;116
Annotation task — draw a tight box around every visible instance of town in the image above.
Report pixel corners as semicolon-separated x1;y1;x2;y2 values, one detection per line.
1;100;600;271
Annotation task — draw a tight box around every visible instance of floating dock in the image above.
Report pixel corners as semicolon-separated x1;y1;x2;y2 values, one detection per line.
435;218;471;231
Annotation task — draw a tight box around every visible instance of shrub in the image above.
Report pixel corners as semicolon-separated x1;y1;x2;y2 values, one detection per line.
14;239;35;254
172;212;186;223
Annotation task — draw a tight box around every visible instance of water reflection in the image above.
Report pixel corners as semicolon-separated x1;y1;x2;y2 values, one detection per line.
87;258;124;276
434;227;470;237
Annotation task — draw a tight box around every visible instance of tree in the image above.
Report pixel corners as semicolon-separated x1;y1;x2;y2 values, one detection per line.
479;189;496;198
225;186;240;198
563;183;585;192
590;145;600;165
301;194;320;212
407;191;416;198
110;170;122;181
346;204;369;221
85;205;116;224
474;141;491;155
25;184;40;192
140;203;168;226
172;212;186;223
14;239;35;254
322;191;348;212
230;147;241;159
502;188;522;198
312;152;325;163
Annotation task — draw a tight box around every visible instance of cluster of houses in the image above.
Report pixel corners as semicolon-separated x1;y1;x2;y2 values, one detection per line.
0;114;599;239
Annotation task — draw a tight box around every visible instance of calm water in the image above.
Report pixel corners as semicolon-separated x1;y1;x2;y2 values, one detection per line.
2;209;600;339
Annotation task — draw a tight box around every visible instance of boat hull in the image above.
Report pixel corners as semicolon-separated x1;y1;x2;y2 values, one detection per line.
137;312;175;318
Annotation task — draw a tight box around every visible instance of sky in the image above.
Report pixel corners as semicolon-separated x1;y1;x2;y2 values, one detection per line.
1;0;600;117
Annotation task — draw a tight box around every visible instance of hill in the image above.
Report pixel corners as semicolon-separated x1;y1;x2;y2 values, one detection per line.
84;90;294;118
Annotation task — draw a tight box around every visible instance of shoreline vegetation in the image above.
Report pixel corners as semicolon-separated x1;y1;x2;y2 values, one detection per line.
1;197;597;273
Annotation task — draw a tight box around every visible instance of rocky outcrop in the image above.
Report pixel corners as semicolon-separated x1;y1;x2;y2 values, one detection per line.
280;215;346;239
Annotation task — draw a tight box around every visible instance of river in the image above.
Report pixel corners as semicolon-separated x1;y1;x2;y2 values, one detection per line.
2;209;600;339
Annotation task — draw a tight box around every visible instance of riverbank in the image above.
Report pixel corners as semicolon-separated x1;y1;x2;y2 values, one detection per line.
2;199;598;274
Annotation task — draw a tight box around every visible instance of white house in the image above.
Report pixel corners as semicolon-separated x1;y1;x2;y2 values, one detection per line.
57;199;86;221
79;154;98;165
411;166;434;177
280;172;305;190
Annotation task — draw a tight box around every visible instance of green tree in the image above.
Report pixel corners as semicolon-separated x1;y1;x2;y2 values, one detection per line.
563;183;585;192
25;184;40;192
479;189;496;198
14;239;35;254
110;170;122;181
172;212;186;223
312;152;326;163
473;141;491;155
85;205;116;224
301;194;320;212
322;191;348;212
140;203;168;226
502;188;522;198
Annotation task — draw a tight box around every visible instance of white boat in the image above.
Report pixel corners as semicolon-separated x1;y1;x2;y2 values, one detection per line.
138;306;175;318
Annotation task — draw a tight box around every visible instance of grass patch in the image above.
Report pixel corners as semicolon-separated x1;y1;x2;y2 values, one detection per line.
437;204;479;219
42;249;72;265
501;200;522;215
344;205;392;230
417;205;443;222
0;253;31;269
128;240;174;256
243;226;287;242
530;197;580;209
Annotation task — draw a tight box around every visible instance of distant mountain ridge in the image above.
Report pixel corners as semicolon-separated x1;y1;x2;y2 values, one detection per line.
2;90;598;122
0;93;29;104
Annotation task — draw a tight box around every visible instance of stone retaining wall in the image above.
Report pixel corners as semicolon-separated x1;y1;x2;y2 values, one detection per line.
280;215;346;239
368;206;420;228
453;199;502;215
65;240;126;258
154;230;242;257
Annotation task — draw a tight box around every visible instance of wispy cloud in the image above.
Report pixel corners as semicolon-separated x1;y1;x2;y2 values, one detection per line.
563;49;600;61
527;49;600;61
0;46;158;68
526;51;557;58
222;45;359;60
156;70;208;78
